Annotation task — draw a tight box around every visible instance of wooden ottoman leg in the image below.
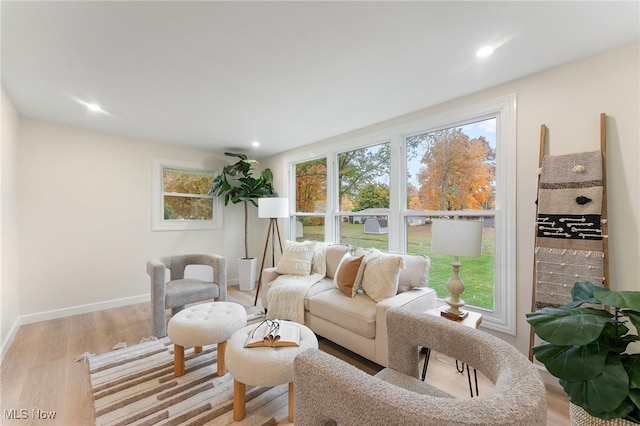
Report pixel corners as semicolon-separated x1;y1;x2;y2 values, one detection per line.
217;341;227;376
233;380;246;421
194;346;202;354
174;344;185;377
288;382;294;422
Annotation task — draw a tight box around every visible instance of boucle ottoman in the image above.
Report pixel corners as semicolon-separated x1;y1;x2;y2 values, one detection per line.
167;302;247;377
226;321;318;422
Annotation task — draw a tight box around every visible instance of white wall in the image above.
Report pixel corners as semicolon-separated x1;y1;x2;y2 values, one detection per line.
1;88;20;357
260;43;640;356
14;119;248;324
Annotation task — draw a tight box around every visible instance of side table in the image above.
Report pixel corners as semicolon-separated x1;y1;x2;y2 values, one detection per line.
225;321;318;422
421;308;483;397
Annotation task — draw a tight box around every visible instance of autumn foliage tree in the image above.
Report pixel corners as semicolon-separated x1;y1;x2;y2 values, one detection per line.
163;168;213;220
416;128;495;211
295;158;327;213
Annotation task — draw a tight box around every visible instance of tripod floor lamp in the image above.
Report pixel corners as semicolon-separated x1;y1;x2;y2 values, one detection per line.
253;197;289;306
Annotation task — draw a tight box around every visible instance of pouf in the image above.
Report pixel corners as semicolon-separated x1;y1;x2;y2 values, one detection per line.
226;321;318;422
167;302;247;377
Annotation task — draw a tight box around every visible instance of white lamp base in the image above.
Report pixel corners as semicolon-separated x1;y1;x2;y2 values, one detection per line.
443;260;468;320
441;308;469;321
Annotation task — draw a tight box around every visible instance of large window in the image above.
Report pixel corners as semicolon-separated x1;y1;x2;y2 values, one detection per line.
405;119;496;310
152;158;223;231
337;142;390;248
286;95;516;334
292;157;327;242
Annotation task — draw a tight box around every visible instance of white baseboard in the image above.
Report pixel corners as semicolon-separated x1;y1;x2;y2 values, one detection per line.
0;317;21;364
19;294;150;325
0;293;150;363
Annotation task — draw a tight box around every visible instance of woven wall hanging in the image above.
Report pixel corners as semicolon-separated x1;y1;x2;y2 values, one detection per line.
528;113;610;361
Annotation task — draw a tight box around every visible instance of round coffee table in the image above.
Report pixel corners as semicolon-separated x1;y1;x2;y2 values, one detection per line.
225;321;318;422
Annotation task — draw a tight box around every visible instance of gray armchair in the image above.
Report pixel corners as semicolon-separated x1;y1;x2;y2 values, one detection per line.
294;308;546;426
147;253;227;337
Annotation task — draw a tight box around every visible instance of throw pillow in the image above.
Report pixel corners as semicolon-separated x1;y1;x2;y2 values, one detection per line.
311;241;333;276
333;253;365;297
276;240;316;275
361;249;405;302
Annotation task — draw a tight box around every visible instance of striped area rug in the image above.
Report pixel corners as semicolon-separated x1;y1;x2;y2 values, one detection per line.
88;337;291;426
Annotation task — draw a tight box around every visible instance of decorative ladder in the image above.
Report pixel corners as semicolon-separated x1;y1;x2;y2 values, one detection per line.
528;113;610;361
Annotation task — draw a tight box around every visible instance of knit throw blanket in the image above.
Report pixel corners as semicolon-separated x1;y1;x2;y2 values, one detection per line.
266;274;324;323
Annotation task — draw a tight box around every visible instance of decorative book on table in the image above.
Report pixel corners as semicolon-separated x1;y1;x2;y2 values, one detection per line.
244;319;300;348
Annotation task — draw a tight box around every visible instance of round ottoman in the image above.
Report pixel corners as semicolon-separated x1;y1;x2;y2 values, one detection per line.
167;302;247;377
226;321;318;422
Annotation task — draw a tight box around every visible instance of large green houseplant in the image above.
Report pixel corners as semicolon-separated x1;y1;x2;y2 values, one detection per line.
526;281;640;424
209;152;276;288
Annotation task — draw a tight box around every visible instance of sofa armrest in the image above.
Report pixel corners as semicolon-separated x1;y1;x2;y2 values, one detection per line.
260;267;281;309
374;287;437;366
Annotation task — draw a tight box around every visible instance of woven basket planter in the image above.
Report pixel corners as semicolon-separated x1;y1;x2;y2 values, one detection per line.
570;403;636;426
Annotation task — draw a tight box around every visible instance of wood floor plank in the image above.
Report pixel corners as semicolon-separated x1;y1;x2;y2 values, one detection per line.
0;286;570;425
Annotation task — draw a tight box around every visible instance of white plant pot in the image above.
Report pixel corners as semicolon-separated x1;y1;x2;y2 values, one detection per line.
237;258;257;291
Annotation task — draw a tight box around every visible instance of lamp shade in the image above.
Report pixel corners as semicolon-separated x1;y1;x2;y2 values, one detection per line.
258;197;289;218
431;218;483;258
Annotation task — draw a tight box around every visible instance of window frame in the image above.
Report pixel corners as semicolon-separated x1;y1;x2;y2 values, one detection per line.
289;155;330;242
284;94;516;334
152;157;223;231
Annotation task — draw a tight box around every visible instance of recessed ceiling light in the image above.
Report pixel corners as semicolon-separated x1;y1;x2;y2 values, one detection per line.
252;141;260;148
86;103;103;113
476;46;495;58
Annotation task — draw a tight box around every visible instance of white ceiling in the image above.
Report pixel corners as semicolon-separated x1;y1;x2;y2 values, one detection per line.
2;1;639;158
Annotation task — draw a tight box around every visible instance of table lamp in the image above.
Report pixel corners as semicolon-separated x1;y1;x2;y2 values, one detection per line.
431;218;483;320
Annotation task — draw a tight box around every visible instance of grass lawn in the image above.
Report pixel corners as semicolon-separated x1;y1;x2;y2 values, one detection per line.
300;223;495;310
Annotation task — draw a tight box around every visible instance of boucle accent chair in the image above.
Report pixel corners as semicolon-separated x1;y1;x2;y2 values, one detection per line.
147;253;227;337
293;308;547;426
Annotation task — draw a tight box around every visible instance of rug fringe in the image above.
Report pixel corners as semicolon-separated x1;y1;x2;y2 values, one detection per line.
112;342;128;350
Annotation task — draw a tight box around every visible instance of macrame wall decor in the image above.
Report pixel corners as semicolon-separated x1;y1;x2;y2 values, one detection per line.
528;113;610;361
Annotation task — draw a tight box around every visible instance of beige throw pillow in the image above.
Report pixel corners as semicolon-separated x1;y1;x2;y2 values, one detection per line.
361;249;405;302
311;241;333;276
276;240;316;275
333;253;365;297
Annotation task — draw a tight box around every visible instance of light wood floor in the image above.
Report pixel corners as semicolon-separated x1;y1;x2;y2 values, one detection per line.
0;286;569;425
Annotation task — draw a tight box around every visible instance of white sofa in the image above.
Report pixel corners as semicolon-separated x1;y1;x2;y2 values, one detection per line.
261;244;436;366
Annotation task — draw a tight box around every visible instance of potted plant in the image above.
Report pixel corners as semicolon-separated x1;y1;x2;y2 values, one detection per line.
209;152;276;290
526;281;640;425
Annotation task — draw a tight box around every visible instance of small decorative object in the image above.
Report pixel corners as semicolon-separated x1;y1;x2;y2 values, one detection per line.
430;218;483;320
526;281;640;424
210;152;276;290
244;319;300;348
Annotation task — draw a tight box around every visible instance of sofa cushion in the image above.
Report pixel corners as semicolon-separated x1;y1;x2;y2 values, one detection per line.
276;240;316;275
303;278;335;311
324;244;351;278
333;253;365;297
350;249;431;293
397;252;431;292
361;249;405;302
308;289;377;339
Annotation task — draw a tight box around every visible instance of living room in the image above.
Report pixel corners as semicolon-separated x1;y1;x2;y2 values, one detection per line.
1;2;639;424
